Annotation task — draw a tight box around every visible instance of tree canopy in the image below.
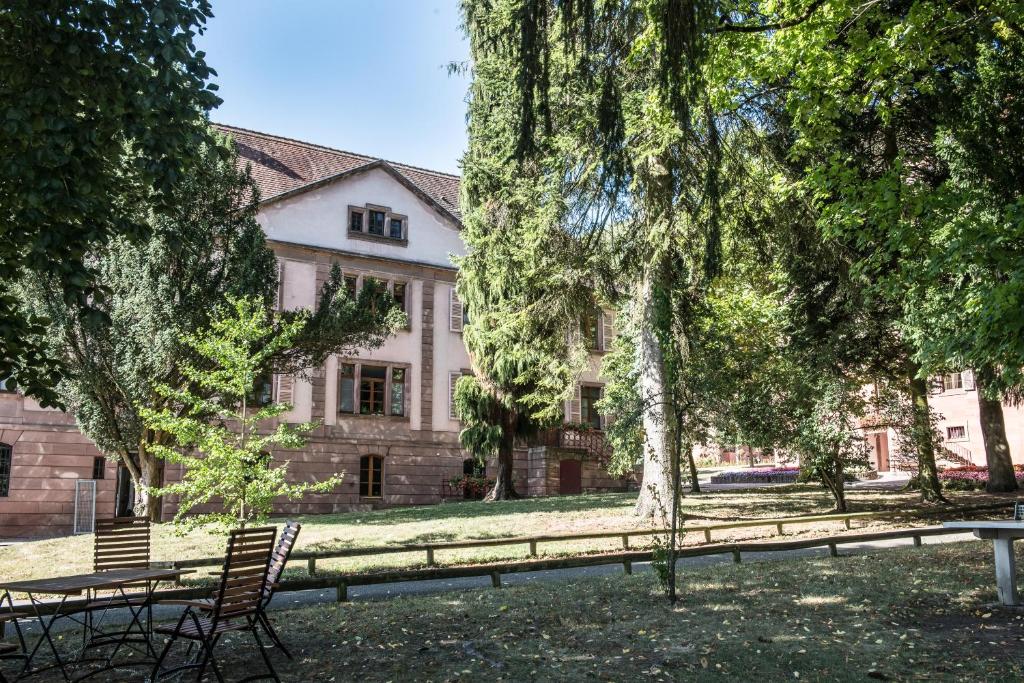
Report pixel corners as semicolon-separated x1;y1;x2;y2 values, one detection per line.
0;0;221;404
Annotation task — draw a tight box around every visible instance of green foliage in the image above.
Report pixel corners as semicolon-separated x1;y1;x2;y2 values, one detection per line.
19;135;403;516
1;0;222;404
141;297;342;532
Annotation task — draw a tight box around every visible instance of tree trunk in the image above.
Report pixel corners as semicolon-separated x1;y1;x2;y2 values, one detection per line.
666;409;684;603
485;408;519;501
134;440;165;522
976;373;1018;493
634;274;673;521
686;441;701;494
906;370;945;503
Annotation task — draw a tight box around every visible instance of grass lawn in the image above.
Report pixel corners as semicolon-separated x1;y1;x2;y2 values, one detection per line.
0;487;1012;583
84;539;1024;681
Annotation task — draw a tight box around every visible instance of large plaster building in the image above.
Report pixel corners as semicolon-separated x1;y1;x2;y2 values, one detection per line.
0;125;624;538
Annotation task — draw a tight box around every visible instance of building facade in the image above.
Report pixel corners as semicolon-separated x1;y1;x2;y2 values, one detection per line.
0;125;627;538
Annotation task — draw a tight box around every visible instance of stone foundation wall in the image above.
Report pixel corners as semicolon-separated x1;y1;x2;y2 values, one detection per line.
0;395;117;538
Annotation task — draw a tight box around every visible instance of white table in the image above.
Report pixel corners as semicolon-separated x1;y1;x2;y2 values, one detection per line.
944;521;1024;606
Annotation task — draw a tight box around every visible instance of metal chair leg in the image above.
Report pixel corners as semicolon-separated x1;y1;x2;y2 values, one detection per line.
258;612;292;660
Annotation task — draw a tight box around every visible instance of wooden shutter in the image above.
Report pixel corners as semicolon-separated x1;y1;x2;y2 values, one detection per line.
601;311;615;351
449;371;462;420
566;384;582;424
962;369;976;391
273;258;284;311
449;289;464;333
275;374;294;405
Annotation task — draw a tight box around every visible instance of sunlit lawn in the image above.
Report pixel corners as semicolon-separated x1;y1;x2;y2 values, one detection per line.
0;487;1010;583
83;540;1024;682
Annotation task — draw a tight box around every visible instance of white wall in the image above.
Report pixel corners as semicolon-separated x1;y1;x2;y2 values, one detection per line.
257;167;465;270
433;282;472;432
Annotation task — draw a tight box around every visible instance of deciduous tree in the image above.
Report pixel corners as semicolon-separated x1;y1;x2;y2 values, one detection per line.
1;0;221;403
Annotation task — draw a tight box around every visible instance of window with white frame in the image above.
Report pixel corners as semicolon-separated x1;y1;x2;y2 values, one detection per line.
943;372;962;392
337;362;408;418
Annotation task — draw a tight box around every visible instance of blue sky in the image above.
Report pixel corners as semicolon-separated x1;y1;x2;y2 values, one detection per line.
198;1;470;175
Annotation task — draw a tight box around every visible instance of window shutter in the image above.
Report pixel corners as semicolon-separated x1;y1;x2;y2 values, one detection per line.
449;371;462;420
567;384;582;424
275;374;294;406
273;258;284;311
601;311;615;351
962;369;976;391
449;289;463;333
928;376;944;395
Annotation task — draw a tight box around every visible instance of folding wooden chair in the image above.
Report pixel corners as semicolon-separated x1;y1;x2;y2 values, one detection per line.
196;521;301;659
152;526;279;682
82;517;154;656
0;609;27;683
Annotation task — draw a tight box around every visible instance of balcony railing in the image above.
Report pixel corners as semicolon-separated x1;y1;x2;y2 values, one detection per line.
530;426;613;463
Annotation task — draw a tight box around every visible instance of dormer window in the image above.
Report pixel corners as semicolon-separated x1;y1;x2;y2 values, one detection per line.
348;204;408;245
368;209;387;235
349;209;364;233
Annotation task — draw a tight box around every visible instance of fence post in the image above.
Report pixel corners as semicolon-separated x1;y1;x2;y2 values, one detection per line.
844;518;852;530
172;562;182;587
307;557;317;576
776;523;784;536
731;548;741;563
623;560;632;575
336;581;348;602
912;535;922;547
621;534;630;550
828;543;838;558
704;529;712;544
490;571;502;588
426;548;435;567
529;541;537;557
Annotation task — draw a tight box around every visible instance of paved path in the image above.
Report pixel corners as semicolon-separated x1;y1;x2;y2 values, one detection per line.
15;530;975;636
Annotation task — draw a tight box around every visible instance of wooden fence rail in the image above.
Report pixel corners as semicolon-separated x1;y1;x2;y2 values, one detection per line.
159;501;1010;577
14;524;981;616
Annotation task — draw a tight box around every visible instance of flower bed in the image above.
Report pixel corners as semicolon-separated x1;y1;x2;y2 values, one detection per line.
709;467;801;484
448;475;495;500
938;464;1024;491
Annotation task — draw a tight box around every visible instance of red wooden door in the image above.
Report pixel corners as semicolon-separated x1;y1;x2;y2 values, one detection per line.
559;459;582;495
872;432;890;472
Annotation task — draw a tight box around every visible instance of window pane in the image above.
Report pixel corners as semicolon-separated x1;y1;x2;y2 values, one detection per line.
339;364;355;413
344;276;358;299
360;366;387;415
350;211;363;232
580;386;602;429
393;282;406;312
92;457;105;480
372;457;382;497
391;368;405;416
0;444;10;497
389;218;403;239
369;210;386;235
360;455;383;498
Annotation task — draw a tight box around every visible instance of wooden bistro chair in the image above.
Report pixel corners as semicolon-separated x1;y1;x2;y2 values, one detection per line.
0;609;27;683
152;526;279;682
83;516;154;655
197;520;301;659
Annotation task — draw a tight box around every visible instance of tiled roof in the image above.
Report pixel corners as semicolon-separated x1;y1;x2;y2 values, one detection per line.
212;123;462;223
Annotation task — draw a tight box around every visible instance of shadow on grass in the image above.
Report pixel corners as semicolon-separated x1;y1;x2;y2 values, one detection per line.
298;492;637;528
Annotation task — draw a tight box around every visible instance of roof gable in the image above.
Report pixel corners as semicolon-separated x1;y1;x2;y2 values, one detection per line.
213;123;462;224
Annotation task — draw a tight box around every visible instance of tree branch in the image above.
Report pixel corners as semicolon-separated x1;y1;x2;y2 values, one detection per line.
715;0;828;34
